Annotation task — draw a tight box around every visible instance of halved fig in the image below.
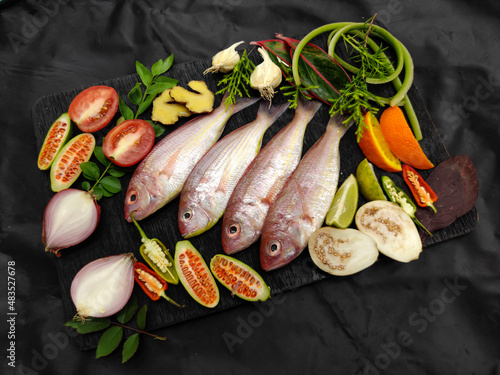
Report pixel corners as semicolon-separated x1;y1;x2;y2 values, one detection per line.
174;240;219;308
37;113;72;170
50;133;96;192
308;227;379;276
210;254;270;302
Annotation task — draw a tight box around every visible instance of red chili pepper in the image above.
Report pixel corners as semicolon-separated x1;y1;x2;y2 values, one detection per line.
402;164;438;213
133;262;184;308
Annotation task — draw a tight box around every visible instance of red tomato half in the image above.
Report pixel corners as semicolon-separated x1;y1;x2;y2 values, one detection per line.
68;85;119;132
102;119;155;167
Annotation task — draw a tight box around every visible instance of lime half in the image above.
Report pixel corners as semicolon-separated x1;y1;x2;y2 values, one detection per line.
356;158;386;201
326;174;359;228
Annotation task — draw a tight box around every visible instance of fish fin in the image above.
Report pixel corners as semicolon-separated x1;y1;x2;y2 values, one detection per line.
256;100;290;123
327;112;353;138
226;95;260;114
160;147;182;179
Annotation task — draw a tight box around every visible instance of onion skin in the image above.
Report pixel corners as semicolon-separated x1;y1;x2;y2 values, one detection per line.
42;189;101;256
70;253;135;318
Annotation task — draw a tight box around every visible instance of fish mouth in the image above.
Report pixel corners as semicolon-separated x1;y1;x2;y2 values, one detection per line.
124;184;153;222
178;205;211;238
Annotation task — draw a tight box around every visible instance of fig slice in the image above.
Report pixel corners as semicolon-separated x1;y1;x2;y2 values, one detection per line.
308;227;379;276
49;133;95;192
174;240;219;308
210;254;270;302
37;113;73;170
355;200;422;263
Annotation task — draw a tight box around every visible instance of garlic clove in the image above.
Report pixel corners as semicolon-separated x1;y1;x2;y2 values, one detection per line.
250;47;283;102
204;41;245;74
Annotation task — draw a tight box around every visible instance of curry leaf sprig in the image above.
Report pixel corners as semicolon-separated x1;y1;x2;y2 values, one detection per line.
216;49;256;109
80;147;127;200
120;56;178;137
66;295;165;363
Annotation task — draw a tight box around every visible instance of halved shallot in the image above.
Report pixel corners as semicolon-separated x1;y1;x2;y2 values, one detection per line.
70;253;136;318
42;188;100;256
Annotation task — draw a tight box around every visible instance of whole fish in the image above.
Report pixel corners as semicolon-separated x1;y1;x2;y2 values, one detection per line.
221;98;322;254
124;95;259;222
260;114;352;271
178;101;290;238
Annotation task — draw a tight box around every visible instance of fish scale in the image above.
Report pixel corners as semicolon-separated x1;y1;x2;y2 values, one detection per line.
123;95;259;222
259;113;352;271
221;97;323;254
178;101;290;239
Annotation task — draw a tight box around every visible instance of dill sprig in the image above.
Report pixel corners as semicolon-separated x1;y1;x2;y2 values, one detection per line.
329;25;395;141
280;77;318;109
216;49;255;109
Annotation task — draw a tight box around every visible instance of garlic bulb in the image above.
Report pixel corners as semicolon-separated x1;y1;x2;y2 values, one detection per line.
250;47;282;102
204;41;245;74
70;253;135;318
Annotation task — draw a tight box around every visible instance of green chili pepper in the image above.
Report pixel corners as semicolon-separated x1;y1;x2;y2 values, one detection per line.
381;176;432;237
130;211;179;285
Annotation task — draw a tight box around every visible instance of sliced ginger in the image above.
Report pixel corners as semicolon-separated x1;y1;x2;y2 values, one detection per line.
151;89;192;125
169;80;215;114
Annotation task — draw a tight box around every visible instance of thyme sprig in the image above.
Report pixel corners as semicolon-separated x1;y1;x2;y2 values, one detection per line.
216;49;256;109
280;76;318;109
329;21;395;141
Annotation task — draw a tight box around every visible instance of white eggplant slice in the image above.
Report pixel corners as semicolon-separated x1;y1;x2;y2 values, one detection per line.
308;227;379;276
355;200;422;263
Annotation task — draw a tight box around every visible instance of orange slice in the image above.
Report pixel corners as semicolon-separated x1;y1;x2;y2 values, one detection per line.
358;111;402;172
379;106;434;170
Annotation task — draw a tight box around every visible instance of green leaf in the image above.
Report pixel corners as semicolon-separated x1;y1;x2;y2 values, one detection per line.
137;92;157;117
151;59;164;76
96;326;123;358
136;61;153;87
99;184;115;197
121;334;140;364
81;161;101;181
161;54;174;74
82;181;91;191
94;146;110;167
65;317;111;334
119;96;134;120
155;76;178;85
149;121;166;137
108;168;126;178
100;176;121;194
116;295;138;324
92;185;105;200
137;305;147;330
128;82;143;106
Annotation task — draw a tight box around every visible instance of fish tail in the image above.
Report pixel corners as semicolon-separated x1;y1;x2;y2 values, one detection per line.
296;97;322;120
327;113;353;139
224;93;260;114
256;100;290;124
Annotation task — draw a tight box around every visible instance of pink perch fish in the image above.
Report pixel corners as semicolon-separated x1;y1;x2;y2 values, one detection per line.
221;98;322;254
260;114;352;271
178;101;290;238
124;95;259;222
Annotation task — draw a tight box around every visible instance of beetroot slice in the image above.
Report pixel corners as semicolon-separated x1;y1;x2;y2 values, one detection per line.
415;154;478;233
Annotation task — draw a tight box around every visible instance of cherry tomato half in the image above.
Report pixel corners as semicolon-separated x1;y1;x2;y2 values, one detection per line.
102;119;155;167
68;85;119;132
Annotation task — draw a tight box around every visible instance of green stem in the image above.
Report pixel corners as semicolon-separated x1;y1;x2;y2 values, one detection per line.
110;321;166;340
90;163;112;192
130;211;149;240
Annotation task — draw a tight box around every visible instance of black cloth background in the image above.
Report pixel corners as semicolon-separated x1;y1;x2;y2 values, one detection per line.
1;1;499;374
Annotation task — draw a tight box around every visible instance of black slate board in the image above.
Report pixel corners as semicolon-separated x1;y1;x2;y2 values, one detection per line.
31;37;477;351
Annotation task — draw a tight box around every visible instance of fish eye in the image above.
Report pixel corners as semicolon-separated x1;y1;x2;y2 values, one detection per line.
267;240;281;256
226;222;241;238
181;208;193;221
127;190;138;204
